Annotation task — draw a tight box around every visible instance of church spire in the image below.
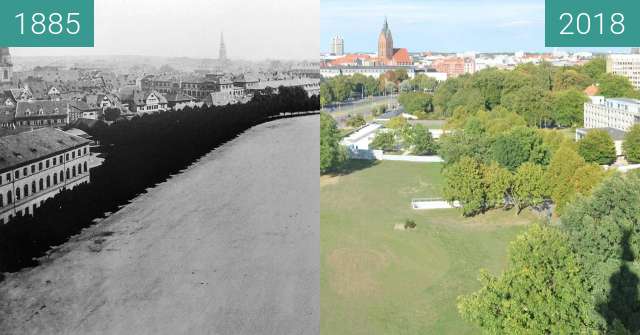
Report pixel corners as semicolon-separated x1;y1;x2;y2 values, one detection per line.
219;31;227;62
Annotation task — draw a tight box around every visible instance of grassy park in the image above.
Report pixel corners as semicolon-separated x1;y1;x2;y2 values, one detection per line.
320;160;538;334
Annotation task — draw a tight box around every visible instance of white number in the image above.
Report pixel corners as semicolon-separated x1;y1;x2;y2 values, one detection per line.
15;13;24;35
559;12;625;36
49;13;63;35
31;13;46;35
611;13;625;35
66;13;80;35
576;13;591;35
560;13;574;35
594;13;603;34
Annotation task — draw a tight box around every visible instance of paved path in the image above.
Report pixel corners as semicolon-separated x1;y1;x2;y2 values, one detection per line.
0;116;320;335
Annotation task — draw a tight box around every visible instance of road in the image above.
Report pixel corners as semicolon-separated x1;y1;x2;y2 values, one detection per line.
0;116;320;335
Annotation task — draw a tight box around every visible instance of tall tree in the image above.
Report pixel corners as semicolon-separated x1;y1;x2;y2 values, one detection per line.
482;162;512;209
546;142;586;214
320;113;345;174
443;156;486;216
550;89;588;128
578;129;617;165
511;162;548;214
458;225;603;334
624;124;640;163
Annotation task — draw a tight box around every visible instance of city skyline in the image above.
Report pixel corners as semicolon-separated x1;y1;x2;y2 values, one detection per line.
12;0;319;61
321;0;627;54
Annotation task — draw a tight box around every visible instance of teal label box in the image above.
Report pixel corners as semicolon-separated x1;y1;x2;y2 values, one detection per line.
0;0;94;47
546;0;640;47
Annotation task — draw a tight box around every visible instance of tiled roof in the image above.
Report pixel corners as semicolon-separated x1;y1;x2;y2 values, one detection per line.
164;92;195;102
15;100;69;118
0;128;90;171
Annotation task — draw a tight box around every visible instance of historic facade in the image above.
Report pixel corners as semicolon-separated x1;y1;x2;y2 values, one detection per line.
0;48;13;87
378;18;394;60
0;128;91;224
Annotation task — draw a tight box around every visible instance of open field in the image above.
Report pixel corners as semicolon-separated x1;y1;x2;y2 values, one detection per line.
0;116;319;335
321;160;537;334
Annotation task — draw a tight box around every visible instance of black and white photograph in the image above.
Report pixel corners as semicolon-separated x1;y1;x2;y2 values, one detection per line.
0;0;320;334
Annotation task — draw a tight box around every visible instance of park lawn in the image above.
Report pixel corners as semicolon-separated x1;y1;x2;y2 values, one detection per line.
320;160;537;335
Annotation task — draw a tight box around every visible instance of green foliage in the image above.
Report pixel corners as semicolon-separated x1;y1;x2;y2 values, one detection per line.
581;57;607;81
386;116;408;130
482;162;512;209
578;130;617;165
470;68;506;110
490;126;550;171
572;163;606;196
320;82;334;107
500;85;551;127
320;74;381;105
546;142;586;214
320;113;345;174
553;69;592;91
624;124;640;164
458;225;602;334
398;91;433;115
598;73;637;98
370;131;397;152
345;114;366;128
511;163;548;213
410;74;438;92
103;108;121;122
405;124;437;155
550;89;588;128
443;156;486;216
438;129;491;166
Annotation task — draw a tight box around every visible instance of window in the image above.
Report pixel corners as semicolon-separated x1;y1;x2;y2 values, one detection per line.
46;176;50;188
23;167;27;176
53;157;57;165
46;160;50;168
39;178;43;191
84;162;88;173
66;154;69;160
14;171;19;179
84;147;87;155
31;181;35;194
53;174;57;185
7;191;12;204
59;171;64;182
31;165;35;173
66;169;70;180
23;184;28;197
16;188;20;200
38;162;43;171
0;194;3;207
72;151;75;159
72;166;76;177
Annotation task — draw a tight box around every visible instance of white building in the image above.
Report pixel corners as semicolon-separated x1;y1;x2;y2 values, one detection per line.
330;36;344;56
0;128;91;224
320;66;416;79
607;54;640;90
583;96;640;131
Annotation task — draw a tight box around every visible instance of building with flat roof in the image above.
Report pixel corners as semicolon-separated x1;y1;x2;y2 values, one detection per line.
0;128;91;224
607;54;640;90
583;96;640;131
330;36;344;56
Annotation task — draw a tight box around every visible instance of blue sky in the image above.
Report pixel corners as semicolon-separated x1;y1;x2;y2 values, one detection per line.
321;0;620;53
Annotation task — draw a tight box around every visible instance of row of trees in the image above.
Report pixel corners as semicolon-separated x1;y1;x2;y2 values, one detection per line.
459;171;640;333
434;58;640;128
0;87;319;273
369;117;437;155
441;111;614;216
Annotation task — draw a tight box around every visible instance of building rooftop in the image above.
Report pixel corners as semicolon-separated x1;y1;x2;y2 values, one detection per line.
0;128;91;171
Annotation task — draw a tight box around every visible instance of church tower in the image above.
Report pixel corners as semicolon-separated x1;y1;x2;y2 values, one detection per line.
0;48;13;85
378;18;393;60
219;32;228;62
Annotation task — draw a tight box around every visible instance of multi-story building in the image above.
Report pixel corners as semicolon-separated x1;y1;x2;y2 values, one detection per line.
0;128;91;224
432;57;475;77
13;100;70;130
0;48;13;88
607;54;640;90
330;36;344;56
583;96;640;131
320;65;416;79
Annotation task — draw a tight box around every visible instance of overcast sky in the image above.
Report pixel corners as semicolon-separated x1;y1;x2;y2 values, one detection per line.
13;0;319;60
321;0;625;53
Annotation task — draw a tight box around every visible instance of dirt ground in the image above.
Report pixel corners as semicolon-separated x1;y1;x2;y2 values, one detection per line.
0;115;320;335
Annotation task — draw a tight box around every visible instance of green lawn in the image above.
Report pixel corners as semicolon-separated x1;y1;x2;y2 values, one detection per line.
321;160;537;334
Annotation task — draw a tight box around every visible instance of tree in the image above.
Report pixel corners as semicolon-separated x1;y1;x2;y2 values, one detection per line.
103;108;121;122
490;127;550;171
320;113;345;174
482;162;512;209
571;163;606;196
580;57;606;81
398;91;433;116
546;142;586;214
470;68;505;110
386;116;407;130
553;69;591;91
369;131;396;152
345;114;366;128
598;73;637;98
501;86;551;127
511;163;547;214
411;74;438;92
443;156;485;216
550;89;588;128
458;225;602;334
332;75;354;102
578;129;617;165
320;82;334;107
623;124;640;163
406;124;437;155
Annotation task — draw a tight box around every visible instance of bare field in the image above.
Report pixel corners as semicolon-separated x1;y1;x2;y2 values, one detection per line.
0;116;320;335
